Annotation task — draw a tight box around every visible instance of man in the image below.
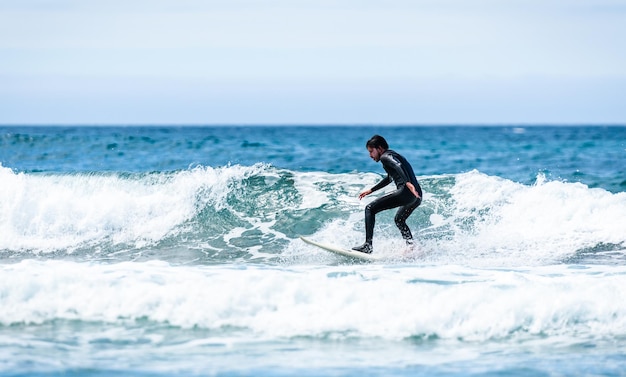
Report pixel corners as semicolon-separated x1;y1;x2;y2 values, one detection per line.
353;135;422;254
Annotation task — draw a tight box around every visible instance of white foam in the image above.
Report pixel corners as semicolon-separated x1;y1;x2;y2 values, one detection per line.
291;169;626;266
292;171;377;210
430;170;626;265
0;169;192;252
2;260;626;342
2;165;624;265
0;164;274;253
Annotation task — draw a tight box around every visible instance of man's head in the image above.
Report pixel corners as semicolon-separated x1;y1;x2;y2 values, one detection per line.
366;135;388;162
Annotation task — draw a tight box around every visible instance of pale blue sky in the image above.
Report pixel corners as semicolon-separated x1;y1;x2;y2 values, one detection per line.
1;0;625;124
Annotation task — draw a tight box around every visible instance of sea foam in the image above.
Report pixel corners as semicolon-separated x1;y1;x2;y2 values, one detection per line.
2;260;626;343
1;165;624;266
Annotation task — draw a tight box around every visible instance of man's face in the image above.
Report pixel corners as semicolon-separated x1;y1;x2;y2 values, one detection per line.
367;146;384;162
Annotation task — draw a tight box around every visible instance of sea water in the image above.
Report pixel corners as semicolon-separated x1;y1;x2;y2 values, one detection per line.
1;125;625;376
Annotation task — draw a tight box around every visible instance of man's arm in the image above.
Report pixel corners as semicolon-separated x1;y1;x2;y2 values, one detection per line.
406;182;421;199
359;175;391;200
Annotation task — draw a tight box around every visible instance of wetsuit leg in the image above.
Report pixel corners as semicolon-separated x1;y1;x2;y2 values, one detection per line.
364;187;417;243
395;197;421;242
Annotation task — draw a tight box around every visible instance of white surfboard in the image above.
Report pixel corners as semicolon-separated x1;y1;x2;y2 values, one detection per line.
300;236;381;262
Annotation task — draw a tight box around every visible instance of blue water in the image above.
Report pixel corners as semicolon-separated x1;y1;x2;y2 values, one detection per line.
1;125;626;376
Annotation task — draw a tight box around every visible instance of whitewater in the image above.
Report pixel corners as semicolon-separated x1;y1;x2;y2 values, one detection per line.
1;125;625;376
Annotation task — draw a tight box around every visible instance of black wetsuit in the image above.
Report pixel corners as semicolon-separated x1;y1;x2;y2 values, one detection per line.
364;150;422;245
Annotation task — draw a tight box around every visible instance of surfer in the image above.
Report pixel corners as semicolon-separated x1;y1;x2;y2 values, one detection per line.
353;135;422;254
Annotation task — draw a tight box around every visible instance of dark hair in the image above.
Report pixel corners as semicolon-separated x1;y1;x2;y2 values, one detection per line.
366;135;389;150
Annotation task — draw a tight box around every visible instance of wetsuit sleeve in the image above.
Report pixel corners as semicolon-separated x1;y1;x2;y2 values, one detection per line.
370;175;392;192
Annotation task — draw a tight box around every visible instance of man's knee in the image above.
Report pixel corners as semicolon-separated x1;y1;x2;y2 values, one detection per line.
394;212;407;226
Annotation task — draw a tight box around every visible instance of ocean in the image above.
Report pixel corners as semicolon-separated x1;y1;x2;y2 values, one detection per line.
1;125;625;376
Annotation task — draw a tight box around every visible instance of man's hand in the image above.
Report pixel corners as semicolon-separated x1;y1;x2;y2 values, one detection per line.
406;182;421;199
358;189;373;200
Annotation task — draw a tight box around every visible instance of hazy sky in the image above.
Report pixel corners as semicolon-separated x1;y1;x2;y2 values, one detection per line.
1;0;625;124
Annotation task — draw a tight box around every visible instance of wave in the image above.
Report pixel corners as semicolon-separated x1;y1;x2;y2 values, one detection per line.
1;163;625;266
2;260;626;343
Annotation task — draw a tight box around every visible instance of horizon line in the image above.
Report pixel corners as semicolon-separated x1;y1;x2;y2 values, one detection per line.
2;123;625;127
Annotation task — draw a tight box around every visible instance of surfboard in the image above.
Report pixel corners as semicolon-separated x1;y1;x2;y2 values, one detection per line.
299;236;381;262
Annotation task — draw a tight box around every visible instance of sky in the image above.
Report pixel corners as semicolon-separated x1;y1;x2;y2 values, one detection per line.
1;0;625;125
